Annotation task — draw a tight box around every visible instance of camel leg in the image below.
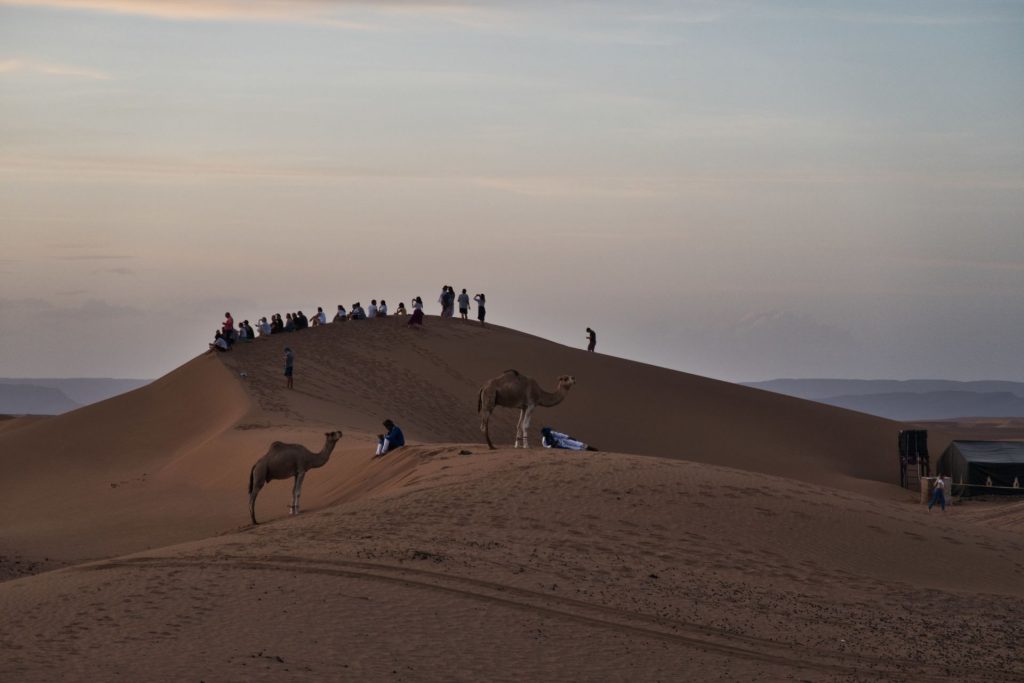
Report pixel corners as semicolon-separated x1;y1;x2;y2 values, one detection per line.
291;471;306;515
479;389;497;450
248;463;265;525
481;411;496;450
521;405;534;449
514;409;526;448
249;481;263;525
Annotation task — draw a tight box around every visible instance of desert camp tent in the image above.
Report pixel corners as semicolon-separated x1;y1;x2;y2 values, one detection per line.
939;441;1024;496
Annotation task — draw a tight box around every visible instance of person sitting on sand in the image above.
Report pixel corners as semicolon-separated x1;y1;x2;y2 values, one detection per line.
396;302;408;316
350;303;366;320
368;300;378;319
333;305;347;322
295;311;309;330
928;474;946;511
375;419;405;456
284;313;295;332
210;330;230;352
258;317;272;337
541;427;598;451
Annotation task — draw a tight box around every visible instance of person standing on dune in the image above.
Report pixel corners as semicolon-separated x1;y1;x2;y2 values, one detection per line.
586;327;596;352
284;347;294;390
458;289;470;320
474;293;486;327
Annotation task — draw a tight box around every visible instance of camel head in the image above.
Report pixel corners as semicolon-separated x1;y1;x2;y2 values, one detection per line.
325;430;343;443
557;375;576;390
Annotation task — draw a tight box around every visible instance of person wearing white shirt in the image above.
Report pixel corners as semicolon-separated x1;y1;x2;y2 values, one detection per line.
367;300;378;318
928;475;947;511
379;300;388;317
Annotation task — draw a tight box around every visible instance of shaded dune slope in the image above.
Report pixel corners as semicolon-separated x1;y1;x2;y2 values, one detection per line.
2;317;908;563
220;316;903;488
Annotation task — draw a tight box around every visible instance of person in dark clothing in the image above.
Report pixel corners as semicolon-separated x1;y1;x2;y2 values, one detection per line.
586;327;596;352
541;427;598;451
474;293;486;327
375;419;405;456
928;474;946;511
284;347;294;390
408;307;424;327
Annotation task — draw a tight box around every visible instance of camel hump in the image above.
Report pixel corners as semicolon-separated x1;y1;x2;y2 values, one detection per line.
503;369;520;376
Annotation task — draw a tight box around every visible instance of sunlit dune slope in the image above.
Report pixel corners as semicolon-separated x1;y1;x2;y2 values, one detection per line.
1;447;1022;682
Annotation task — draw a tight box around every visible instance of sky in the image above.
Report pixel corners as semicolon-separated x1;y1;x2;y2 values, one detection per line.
1;0;1022;382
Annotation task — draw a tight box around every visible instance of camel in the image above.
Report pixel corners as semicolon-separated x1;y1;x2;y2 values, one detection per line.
478;370;575;449
248;430;342;525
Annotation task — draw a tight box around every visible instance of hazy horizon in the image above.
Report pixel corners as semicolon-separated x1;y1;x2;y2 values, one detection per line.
3;0;1022;382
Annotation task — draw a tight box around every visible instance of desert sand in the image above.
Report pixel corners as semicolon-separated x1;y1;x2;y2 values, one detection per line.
2;317;1022;681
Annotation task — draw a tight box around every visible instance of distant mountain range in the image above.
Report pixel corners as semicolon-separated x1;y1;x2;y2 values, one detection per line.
0;378;151;416
745;379;1024;421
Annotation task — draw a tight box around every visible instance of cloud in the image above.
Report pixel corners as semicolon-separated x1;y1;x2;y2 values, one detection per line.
57;253;134;261
891;255;1024;273
0;0;489;29
470;175;672;199
5;151;1021;196
0;296;143;318
0;58;112;80
835;11;1023;26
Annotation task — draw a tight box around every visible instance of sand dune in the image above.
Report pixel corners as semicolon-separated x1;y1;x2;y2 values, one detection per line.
2;318;1022;680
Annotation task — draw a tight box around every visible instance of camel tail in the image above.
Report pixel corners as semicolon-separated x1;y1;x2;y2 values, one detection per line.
248;463;256;494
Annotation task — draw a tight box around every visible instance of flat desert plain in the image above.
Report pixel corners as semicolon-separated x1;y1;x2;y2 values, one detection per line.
2;317;1022;682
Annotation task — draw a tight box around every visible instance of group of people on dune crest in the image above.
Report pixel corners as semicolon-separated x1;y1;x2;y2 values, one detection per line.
209;285;490;353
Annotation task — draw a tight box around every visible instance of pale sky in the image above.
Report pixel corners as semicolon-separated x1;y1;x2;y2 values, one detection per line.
1;0;1022;381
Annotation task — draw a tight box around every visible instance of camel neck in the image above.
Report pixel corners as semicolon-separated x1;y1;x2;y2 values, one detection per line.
310;440;337;469
536;386;568;407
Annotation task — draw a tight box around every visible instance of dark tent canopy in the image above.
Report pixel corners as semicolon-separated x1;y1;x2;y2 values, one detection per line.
939;441;1024;496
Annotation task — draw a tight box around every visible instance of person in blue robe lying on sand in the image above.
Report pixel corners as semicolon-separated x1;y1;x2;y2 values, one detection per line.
541;427;598;451
375;419;405;456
